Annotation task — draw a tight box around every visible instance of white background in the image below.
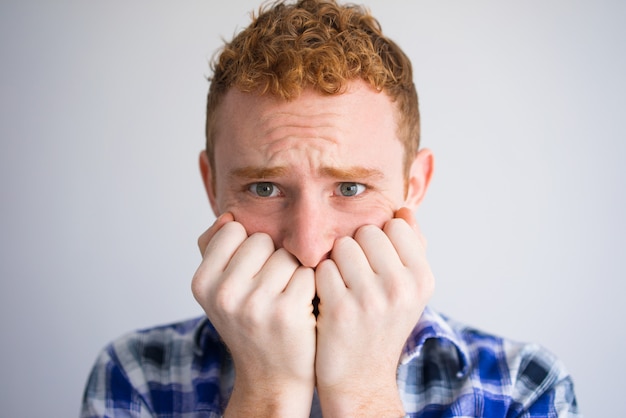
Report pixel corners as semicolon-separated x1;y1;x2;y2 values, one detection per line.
1;0;624;415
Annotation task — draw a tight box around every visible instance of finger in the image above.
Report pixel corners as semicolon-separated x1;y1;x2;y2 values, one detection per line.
191;220;246;303
223;232;276;286
315;259;346;307
384;218;435;302
253;248;301;294
283;265;316;306
352;224;403;276
329;236;373;290
382;218;424;270
393;207;427;249
199;220;248;274
198;212;235;256
394;207;416;229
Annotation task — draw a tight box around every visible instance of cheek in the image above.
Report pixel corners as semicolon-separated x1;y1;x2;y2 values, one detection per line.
230;209;283;242
221;192;399;247
328;200;396;240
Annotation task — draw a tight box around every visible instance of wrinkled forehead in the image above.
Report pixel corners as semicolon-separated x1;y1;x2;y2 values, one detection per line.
210;82;407;190
213;81;401;147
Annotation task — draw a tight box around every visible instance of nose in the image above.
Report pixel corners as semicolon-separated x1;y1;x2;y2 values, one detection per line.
280;194;335;268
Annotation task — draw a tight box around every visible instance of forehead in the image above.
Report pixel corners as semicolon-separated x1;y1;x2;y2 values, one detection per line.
214;80;399;145
211;80;406;182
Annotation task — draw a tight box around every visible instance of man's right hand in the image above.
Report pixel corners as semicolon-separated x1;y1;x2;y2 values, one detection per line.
192;214;317;418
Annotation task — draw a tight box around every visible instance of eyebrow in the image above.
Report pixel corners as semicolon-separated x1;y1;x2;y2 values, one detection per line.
318;166;384;181
231;165;384;181
231;166;289;179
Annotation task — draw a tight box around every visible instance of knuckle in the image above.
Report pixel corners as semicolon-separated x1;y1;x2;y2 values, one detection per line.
191;266;211;301
244;232;274;252
274;247;294;259
385;217;407;233
197;233;208;252
385;218;414;244
326;299;358;323
354;224;381;242
241;290;266;322
386;279;413;308
333;235;356;253
365;293;388;316
213;281;239;314
221;221;247;239
247;231;266;241
272;248;299;268
270;301;292;325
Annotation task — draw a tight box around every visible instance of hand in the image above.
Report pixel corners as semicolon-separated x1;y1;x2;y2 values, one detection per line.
192;214;317;417
314;207;434;417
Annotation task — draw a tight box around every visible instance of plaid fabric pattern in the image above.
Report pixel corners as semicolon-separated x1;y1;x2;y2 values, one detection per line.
81;307;579;417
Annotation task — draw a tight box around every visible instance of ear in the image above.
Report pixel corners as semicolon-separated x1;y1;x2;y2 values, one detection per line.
404;148;434;210
198;150;220;217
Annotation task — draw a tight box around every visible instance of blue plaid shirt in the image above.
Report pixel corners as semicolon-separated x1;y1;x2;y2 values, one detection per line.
81;307;580;417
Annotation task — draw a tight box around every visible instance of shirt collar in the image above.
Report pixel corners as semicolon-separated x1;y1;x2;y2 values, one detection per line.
400;306;470;377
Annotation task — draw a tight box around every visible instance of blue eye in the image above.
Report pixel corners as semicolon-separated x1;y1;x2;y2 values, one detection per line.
337;182;365;197
249;182;279;197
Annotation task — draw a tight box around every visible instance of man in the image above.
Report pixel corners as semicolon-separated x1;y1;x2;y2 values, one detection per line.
82;0;579;416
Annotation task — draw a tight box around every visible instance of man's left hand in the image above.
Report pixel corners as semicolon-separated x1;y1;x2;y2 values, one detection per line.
314;208;434;416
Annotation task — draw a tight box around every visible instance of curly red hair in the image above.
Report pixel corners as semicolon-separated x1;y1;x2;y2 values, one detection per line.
206;0;420;176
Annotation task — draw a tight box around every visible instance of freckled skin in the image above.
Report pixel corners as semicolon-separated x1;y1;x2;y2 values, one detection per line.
204;80;411;268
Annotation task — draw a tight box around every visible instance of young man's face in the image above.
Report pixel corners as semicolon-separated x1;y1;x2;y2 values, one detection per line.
201;79;432;268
